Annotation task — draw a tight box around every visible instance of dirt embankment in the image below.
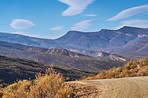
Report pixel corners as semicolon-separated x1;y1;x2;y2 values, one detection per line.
69;76;148;98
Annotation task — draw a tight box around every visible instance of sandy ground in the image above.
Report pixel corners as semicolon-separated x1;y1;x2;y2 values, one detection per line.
71;76;148;98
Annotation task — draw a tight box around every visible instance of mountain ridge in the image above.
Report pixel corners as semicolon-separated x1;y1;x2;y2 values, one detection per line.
0;26;147;57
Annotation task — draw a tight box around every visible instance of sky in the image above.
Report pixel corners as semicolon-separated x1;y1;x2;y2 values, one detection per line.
0;0;148;39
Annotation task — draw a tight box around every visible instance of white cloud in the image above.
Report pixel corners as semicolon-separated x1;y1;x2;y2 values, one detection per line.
10;19;35;29
84;14;97;17
50;26;64;30
58;0;94;16
115;19;148;29
108;5;148;21
71;20;93;30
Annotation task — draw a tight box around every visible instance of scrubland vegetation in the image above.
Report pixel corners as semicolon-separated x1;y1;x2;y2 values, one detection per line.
86;58;148;80
0;67;73;98
0;67;97;98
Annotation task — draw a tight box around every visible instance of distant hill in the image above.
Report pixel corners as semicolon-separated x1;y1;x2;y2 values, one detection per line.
0;32;64;48
0;41;124;71
40;48;89;57
0;26;147;57
0;41;88;58
0;40;125;61
0;55;98;84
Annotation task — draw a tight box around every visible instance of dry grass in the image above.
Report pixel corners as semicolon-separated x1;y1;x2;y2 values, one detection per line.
85;58;148;80
1;67;72;98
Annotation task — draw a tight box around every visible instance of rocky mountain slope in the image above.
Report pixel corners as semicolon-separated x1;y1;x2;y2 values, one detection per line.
0;41;124;71
70;49;126;61
0;40;125;61
0;41;87;58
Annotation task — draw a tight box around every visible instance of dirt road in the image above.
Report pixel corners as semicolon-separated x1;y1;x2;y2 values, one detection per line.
72;77;148;98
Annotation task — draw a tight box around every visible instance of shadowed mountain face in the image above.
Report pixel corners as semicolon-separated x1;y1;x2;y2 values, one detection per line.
0;26;147;57
0;55;98;84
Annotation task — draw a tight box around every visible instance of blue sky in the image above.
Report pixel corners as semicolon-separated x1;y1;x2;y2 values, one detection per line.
0;0;148;39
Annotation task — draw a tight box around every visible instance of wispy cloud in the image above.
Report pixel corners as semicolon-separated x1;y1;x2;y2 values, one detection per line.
115;19;148;29
108;5;148;21
84;14;97;17
58;0;95;16
50;26;64;30
71;20;93;30
10;19;35;29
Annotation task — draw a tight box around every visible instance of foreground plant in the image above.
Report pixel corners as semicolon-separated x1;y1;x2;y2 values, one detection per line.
1;66;72;98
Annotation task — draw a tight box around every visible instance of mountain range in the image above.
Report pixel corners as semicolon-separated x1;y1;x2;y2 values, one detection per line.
57;26;148;57
0;26;147;57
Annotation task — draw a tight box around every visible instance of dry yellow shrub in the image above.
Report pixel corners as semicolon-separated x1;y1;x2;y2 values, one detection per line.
2;66;72;98
86;58;148;80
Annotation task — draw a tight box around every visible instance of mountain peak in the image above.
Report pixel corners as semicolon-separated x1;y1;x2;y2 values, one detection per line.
119;26;147;30
100;29;113;32
56;30;85;42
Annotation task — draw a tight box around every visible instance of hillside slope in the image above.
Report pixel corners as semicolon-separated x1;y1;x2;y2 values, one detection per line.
0;41;124;71
0;41;88;58
0;41;126;61
85;58;148;80
0;55;97;84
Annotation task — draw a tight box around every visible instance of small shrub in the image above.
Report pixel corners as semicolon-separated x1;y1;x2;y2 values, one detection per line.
3;67;73;98
137;67;148;76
